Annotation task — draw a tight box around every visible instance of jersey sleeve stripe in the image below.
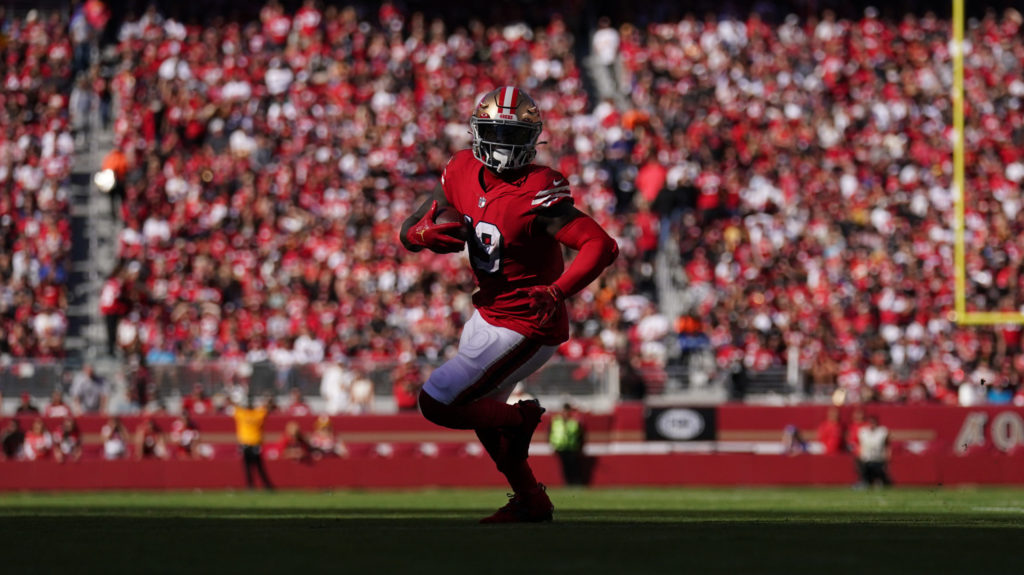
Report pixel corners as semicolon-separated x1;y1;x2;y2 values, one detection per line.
531;192;573;207
530;185;571;206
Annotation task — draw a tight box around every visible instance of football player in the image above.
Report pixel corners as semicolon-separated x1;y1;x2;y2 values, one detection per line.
400;86;619;523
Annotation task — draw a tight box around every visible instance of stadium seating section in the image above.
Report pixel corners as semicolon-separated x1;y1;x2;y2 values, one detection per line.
3;3;1024;409
0;12;75;359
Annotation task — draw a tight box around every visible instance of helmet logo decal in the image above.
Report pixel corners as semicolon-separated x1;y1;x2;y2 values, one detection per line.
499;86;519;110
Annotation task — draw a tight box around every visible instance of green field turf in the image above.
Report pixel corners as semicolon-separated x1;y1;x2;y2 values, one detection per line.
1;487;1022;574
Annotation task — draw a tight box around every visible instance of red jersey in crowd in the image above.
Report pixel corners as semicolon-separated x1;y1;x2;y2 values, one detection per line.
24;426;53;460
99;277;127;316
44;401;73;419
441;149;573;345
816;417;844;455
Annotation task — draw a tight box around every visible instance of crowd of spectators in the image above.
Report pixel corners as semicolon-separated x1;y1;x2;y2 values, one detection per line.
8;2;1024;410
0;10;80;360
611;7;1024;404
100;1;652;385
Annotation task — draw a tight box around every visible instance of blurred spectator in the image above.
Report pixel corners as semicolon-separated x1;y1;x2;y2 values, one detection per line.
985;378;1015;405
182;384;215;416
309;415;347;459
98;265;128;357
233;396;274;490
70;1;93;74
263;393;280;414
15;393;40;415
350;367;375;414
99;147;127;217
781;424;808;456
816;406;844;455
617;352;648;401
958;377;988;407
320;362;353;415
133;418;169;460
23;418;54;460
845;407;866;456
1;420;25;460
392;362;420;413
69;76;94;147
70;364;108;414
274;420;313;462
101;416;128;459
126;355;153;412
591;17;622;95
284;387;312;417
856;415;892;488
53;417;82;463
43;390;73;418
549;402;588;485
170;414;202;459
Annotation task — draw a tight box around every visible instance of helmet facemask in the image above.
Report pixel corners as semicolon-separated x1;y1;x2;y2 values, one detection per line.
470;87;543;173
471;117;542;172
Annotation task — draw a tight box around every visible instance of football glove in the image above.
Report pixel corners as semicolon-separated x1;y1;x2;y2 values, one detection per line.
518;284;565;325
405;201;466;254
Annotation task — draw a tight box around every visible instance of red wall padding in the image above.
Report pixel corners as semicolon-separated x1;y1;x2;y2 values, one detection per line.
3;453;1024;491
5;405;1024;490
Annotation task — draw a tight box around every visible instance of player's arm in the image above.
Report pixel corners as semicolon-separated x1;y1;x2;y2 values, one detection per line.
520;202;619;323
399;185;464;254
539;202;619;297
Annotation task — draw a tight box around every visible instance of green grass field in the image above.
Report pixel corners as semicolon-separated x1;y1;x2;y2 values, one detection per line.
1;487;1022;574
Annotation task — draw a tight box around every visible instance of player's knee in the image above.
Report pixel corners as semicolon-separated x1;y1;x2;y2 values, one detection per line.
417;388;448;427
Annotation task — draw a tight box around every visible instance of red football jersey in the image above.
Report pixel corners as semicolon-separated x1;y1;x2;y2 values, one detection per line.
442;149;572;345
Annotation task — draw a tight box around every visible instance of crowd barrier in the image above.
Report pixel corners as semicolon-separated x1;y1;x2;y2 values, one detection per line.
2;405;1023;490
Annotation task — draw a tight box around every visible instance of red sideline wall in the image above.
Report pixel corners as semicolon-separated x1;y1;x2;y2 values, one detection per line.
5;453;1024;490
3;405;1024;490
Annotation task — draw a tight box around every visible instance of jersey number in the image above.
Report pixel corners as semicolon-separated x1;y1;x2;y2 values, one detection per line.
469;221;502;273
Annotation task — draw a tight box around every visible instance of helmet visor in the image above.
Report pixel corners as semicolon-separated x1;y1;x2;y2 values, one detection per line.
474;119;541;146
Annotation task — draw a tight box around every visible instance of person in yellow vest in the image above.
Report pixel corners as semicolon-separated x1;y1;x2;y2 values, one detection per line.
233;396;274;491
548;402;588;486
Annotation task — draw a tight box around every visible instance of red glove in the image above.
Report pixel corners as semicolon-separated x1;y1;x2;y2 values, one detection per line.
518;284;564;325
405;201;466;254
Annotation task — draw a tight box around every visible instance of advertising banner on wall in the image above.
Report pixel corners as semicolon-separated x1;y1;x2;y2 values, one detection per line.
645;407;717;441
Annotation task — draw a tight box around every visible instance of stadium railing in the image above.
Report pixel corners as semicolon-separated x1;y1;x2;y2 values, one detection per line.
0;357;629;414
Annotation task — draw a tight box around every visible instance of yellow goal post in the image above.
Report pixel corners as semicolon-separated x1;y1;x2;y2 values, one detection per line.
951;0;1024;325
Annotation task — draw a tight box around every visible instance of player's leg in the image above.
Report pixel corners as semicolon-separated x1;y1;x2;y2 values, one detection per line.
418;346;552;496
474;358;551;503
418;311;555;431
418;392;522;430
418;311;556;522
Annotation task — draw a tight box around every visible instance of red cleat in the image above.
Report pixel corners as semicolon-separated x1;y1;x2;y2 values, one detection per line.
480;484;554;524
506;399;545;461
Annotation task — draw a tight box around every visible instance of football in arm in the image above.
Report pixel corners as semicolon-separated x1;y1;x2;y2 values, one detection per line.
434;207;469;241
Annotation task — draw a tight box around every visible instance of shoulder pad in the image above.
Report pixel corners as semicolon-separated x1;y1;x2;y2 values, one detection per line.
530;170;573;210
